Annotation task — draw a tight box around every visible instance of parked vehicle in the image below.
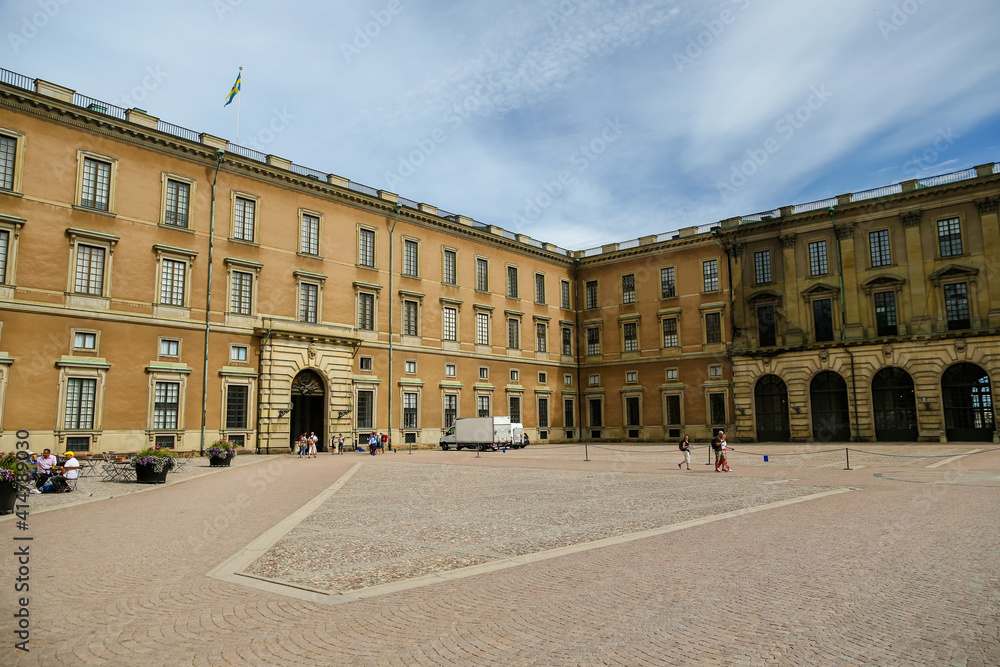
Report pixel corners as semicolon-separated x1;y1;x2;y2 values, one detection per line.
511;423;526;448
440;417;512;451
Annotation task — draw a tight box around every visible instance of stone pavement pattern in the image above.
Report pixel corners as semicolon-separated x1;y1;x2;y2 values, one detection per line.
2;447;998;666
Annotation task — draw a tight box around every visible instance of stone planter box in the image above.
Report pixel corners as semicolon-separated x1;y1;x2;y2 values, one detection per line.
208;456;233;467
135;464;169;484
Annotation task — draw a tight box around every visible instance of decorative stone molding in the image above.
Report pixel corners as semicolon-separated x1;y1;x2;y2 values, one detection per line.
779;234;797;249
899;210;922;227
975;196;999;215
834;223;855;240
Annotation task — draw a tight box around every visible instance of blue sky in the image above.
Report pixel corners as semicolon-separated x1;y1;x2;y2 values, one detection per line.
4;0;999;250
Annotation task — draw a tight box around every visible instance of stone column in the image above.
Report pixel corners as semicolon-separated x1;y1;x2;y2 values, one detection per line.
836;224;863;339
900;210;931;333
780;234;802;345
977;197;1000;327
728;240;748;347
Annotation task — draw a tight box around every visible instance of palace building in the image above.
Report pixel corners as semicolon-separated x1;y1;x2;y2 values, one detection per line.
0;69;996;454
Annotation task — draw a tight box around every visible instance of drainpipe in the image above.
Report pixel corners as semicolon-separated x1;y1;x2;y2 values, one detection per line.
831;207;861;442
387;203;403;452
714;231;736;437
573;258;582;442
199;149;225;455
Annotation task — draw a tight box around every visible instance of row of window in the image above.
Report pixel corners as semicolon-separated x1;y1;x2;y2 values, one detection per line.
582;260;720;310
751;219;965;286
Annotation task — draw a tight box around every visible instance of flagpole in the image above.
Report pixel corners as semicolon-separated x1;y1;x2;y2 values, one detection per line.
235;66;242;144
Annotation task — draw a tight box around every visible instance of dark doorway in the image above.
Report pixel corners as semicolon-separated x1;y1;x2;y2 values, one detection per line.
871;367;918;441
291;369;326;452
754;375;790;442
942;363;994;441
810;371;851;441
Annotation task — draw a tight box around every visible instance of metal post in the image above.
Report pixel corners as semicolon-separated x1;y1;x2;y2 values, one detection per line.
845;447;852;470
386;203;402;454
199;150;225;456
584;442;589;462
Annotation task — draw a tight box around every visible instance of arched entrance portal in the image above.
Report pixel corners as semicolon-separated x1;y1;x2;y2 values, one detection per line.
291;369;326;452
942;363;995;442
755;375;790;442
810;371;851;442
871;367;918;441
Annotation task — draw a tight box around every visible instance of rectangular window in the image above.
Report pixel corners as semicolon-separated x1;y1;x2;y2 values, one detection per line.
589;374;599;386
476;312;489;345
587;328;600;355
709;393;726;425
160;259;186;306
444;394;457;428
809;240;828;276
535;322;547;352
509;396;521;423
299;283;318;323
564;374;572;385
230;345;248;362
357;390;373;429
231;271;252;315
562;327;572;356
75;244;105;295
665;395;681;425
709;365;722;378
358;293;374;330
507;266;518;298
226;385;249;429
661;267;676;298
626;371;637;383
443;249;457;284
666;368;678;380
72;332;95;351
0;229;8;282
758;305;776;347
586;281;599;309
754;250;772;284
0;135;16;190
233;197;256;241
703;259;719;292
705;312;722;344
153;381;179;429
81;157;111;211
403;392;417;428
662;318;678;347
538;372;547;384
938;218;962;257
403;300;418;336
944;283;970;330
535;273;545;303
159;339;179;356
622;274;635;304
442;306;457;341
874;291;898;336
359;228;375;267
65;378;96;429
403;239;419;276
445;363;456;377
301;213;320;255
359;356;373;371
405;359;417;374
813;298;834;342
538;397;549;428
626;396;640;426
477;395;490;418
560;280;570;309
479;366;489;379
869;230;891;267
476;258;489;291
507;318;520;349
623;322;638;352
165;179;190;227
564;398;575;428
588;398;603;427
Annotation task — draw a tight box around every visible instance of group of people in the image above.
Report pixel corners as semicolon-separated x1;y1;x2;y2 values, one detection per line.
26;449;79;493
294;432;320;458
676;431;732;472
365;431;387;455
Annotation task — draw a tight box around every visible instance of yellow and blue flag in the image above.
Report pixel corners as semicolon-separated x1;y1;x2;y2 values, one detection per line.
224;69;241;107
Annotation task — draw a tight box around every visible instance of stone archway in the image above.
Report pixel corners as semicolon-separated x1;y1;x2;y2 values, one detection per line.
754;375;790;442
871;367;918;441
291;369;326;452
942;363;994;442
810;371;851;442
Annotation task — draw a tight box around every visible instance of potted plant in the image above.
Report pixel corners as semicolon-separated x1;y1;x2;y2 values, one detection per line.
131;447;175;484
205;440;237;467
0;452;28;514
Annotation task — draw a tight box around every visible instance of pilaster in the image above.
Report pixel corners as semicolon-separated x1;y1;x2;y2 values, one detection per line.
976;197;1000;326
900;210;931;333
780;235;802;344
835;224;863;339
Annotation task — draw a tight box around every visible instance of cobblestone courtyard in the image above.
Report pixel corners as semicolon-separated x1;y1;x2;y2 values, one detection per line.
2;444;998;665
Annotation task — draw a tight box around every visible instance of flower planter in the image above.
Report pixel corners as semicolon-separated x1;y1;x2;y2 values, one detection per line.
135;464;169;484
208;456;232;467
0;480;17;515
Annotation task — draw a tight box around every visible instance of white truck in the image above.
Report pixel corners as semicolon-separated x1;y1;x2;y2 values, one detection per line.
439;416;514;451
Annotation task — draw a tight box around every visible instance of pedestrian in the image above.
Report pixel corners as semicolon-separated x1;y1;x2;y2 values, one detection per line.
308;431;318;458
712;431;724;472
298;433;308;458
339;433;345;454
720;432;732;472
380;431;388;454
677;434;692;470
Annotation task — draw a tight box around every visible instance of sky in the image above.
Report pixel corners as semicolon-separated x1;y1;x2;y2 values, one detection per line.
3;0;999;251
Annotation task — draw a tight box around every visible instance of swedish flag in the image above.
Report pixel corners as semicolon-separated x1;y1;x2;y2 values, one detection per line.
224;70;241;107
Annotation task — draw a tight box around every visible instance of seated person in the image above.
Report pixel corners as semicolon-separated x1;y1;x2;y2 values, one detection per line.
34;449;58;489
24;453;38;483
31;451;79;494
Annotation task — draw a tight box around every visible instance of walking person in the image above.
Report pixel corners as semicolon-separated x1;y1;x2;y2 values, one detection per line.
298;433;308;458
712;431;724;472
380;431;388;454
720;432;732;472
677;434;692;470
308;431;318;458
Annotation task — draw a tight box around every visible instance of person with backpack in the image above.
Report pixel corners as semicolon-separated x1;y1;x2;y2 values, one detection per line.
677;434;692;470
712;431;724;472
